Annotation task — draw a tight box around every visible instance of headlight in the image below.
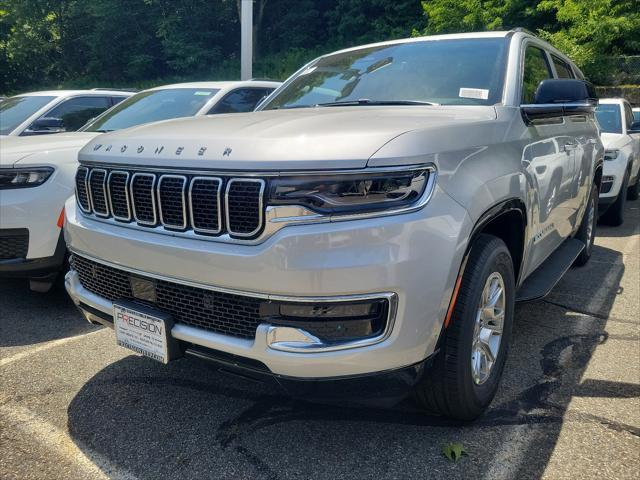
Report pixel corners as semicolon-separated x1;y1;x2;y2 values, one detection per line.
267;167;433;215
604;149;620;161
0;167;54;189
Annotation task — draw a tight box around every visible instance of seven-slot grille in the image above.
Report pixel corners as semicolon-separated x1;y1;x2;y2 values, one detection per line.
71;255;263;339
77;166;265;238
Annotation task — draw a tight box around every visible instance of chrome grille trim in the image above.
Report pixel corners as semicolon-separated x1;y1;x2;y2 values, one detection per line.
130;173;157;226
88;168;109;217
157;174;188;230
225;178;265;238
75;167;91;213
106;170;131;221
189;176;223;234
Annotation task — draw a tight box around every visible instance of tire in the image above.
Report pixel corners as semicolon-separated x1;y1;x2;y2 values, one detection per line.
601;170;628;226
628;173;640;201
414;234;515;421
573;183;598;266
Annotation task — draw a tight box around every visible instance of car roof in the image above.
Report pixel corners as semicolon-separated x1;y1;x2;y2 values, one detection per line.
147;80;281;92
328;31;511;57
14;89;134;97
598;98;628;106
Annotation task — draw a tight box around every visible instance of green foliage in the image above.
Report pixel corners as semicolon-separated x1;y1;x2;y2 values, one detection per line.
1;0;638;94
418;0;640;83
442;442;467;462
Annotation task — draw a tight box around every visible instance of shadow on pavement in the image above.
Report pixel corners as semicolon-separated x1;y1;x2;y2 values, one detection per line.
65;237;630;480
0;277;96;348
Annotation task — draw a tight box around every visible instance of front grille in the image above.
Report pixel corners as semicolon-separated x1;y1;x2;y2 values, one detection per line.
130;173;156;225
88;169;108;216
75;167;90;212
107;171;130;220
71;255;263;339
226;179;265;236
0;229;29;259
158;175;187;229
77;166;265;239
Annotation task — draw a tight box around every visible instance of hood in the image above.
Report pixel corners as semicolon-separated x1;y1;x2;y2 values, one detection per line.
600;132;628;150
79;106;497;170
0;132;98;167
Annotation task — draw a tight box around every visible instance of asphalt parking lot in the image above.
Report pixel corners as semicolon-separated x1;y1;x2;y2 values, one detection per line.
1;203;638;480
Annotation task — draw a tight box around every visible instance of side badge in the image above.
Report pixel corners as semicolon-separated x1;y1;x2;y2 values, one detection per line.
223;147;232;157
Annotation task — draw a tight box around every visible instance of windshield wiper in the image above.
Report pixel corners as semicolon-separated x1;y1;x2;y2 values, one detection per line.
94;129;114;133
316;99;438;107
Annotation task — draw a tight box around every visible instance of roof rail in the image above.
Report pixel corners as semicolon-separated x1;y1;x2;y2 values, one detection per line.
511;27;536;36
249;77;281;82
90;88;140;92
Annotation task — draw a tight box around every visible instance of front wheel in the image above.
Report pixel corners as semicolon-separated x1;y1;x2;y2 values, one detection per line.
628;173;640;201
413;234;515;421
573;183;598;266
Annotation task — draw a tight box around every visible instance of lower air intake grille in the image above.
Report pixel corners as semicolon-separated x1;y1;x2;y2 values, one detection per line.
71;255;263;339
0;229;29;259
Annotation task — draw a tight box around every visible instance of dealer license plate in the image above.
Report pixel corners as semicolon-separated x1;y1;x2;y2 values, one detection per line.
113;303;172;364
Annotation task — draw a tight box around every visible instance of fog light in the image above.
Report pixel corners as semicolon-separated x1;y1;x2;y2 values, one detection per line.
261;298;389;343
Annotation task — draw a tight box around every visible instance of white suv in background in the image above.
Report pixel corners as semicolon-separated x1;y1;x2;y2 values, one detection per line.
0;89;133;136
0;81;280;291
595;98;640;225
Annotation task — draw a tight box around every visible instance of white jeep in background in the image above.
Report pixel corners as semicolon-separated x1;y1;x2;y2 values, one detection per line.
595;98;640;225
0;80;280;291
0;89;133;137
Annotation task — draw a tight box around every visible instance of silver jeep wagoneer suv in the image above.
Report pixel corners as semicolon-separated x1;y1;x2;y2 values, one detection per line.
64;30;603;420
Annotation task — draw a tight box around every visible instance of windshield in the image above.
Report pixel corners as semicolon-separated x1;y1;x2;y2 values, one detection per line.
595;104;622;134
0;95;56;135
82;88;220;132
262;38;508;110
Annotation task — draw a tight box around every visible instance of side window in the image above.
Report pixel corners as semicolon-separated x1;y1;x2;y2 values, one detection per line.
42;96;112;131
623;103;634;130
551;55;574;79
521;46;552;104
208;88;274;114
110;96;129;106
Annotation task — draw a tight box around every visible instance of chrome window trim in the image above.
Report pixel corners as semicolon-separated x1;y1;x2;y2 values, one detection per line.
189;176;223;234
225;178;266;238
129;172;157;226
106;170;131;222
157;174;188;230
88;168;109;217
69;249;398;352
75;166;91;213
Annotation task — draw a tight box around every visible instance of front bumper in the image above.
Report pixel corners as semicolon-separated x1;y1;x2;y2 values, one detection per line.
0;230;66;278
0;169;71;259
64;186;470;378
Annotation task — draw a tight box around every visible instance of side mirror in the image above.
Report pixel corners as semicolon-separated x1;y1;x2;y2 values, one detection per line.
24;117;66;135
521;79;598;124
630;121;640;134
